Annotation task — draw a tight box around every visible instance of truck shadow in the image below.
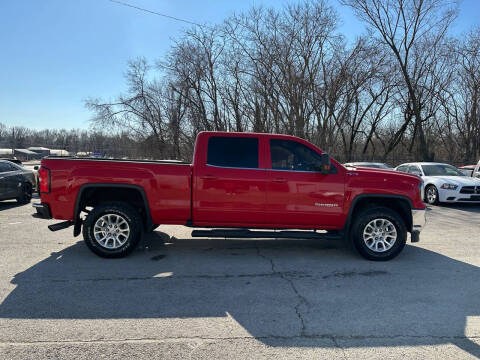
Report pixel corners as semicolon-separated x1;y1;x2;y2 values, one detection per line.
0;232;479;357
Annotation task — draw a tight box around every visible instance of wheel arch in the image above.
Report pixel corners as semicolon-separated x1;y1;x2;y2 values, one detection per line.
74;183;153;236
344;194;413;235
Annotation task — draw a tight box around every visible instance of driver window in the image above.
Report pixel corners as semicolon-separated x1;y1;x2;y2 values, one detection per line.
270;139;321;172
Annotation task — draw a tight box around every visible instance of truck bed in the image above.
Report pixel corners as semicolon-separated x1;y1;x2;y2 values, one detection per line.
40;157;192;224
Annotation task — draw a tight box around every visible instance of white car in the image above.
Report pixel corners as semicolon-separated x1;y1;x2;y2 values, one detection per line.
395;162;480;205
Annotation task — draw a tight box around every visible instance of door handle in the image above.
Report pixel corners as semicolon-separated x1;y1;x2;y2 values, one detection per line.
272;177;287;183
201;175;218;180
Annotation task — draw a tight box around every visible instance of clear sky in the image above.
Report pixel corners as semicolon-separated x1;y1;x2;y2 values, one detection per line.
0;0;478;130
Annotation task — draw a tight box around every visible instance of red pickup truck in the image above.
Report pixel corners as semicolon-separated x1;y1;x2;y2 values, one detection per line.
33;131;426;261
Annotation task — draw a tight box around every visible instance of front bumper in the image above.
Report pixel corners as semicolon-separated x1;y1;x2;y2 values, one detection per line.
411;208;426;242
32;202;52;219
438;188;480;203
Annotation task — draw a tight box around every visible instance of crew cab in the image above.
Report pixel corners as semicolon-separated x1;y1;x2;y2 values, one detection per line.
33;132;426;261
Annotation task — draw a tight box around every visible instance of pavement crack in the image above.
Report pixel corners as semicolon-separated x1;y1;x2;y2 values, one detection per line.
331;336;348;360
256;244;308;337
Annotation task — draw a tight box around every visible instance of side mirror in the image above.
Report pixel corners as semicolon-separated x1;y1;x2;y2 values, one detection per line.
34;166;39;170
318;153;331;174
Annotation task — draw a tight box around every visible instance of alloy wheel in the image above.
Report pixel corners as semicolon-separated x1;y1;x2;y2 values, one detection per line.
93;213;130;249
363;218;397;253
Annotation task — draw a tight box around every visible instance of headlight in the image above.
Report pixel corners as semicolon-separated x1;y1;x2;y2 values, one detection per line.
419;181;424;200
440;183;458;190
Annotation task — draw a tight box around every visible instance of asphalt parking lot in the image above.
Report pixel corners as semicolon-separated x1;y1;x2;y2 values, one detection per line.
0;196;479;359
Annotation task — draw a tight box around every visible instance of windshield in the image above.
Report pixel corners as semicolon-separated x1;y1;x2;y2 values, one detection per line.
422;164;465;177
369;163;392;169
349;163;392;169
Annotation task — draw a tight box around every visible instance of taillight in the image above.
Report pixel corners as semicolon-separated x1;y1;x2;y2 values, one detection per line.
38;166;51;193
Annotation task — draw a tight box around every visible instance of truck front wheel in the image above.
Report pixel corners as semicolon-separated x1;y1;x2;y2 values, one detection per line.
350;207;407;261
83;201;142;258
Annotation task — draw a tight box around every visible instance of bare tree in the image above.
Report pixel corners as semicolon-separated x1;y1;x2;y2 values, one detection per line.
86;58;175;159
341;0;458;160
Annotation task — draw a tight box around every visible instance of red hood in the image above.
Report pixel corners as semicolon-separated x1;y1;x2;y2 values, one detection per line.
343;166;425;209
346;166;421;181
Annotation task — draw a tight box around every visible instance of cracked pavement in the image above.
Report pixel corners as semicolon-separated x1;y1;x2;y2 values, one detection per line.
0;197;480;359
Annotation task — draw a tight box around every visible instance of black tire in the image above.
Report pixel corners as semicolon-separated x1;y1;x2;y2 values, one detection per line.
350;207;407;261
16;182;32;204
82;201;143;258
425;185;439;205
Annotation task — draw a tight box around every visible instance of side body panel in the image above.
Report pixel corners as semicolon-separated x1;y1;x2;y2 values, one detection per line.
39;159;192;224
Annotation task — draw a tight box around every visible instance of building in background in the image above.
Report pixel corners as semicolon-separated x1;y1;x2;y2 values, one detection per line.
0;149;13;158
27;147;50;157
49;149;70;157
13;149;39;161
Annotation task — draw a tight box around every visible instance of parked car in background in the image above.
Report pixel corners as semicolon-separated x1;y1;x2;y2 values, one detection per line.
474;160;480;179
458;164;476;177
21;163;40;190
395;162;480;205
0;158;22;166
0;160;35;204
343;162;393;170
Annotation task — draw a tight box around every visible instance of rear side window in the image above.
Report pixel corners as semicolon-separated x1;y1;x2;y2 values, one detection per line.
396;165;408;172
207;136;259;169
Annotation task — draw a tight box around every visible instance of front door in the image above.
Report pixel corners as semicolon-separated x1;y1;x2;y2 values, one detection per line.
266;139;345;228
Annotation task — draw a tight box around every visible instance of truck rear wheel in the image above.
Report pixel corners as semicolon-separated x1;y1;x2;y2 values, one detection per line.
82;201;142;258
350;207;407;261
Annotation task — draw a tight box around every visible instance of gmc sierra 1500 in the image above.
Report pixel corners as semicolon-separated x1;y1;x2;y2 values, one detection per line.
33;131;426;261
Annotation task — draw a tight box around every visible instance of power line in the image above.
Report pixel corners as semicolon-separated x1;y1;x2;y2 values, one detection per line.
107;0;205;27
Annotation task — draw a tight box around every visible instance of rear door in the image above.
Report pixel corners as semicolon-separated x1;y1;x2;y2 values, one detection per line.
193;135;268;226
265;138;345;228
